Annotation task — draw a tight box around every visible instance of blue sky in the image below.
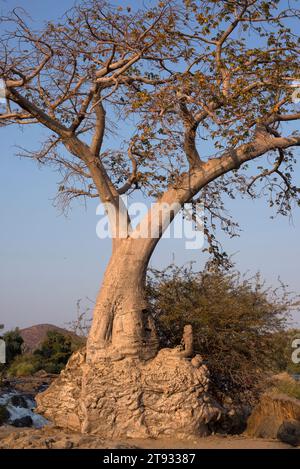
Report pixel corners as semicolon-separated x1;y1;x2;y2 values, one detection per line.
0;0;300;330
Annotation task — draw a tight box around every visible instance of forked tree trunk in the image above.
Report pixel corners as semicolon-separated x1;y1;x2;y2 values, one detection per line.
36;199;221;438
87;237;159;362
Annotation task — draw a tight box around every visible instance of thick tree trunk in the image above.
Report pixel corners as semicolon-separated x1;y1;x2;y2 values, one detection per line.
36;204;222;438
87;237;159;362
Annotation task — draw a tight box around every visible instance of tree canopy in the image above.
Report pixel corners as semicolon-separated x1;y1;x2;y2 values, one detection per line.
0;328;23;366
1;0;300;257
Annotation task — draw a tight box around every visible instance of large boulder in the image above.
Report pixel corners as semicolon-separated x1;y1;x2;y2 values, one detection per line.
9;395;28;408
36;348;222;439
210;403;251;435
11;416;33;428
277;420;300;447
246;393;300;441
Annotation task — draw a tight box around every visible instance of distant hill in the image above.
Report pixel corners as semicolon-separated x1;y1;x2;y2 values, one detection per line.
19;324;85;353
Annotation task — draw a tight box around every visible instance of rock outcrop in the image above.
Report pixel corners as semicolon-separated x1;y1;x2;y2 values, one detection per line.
277;420;300;447
36;346;221;439
246;393;300;441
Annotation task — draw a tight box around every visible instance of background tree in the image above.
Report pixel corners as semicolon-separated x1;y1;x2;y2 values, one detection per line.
0;329;23;365
6;330;83;377
1;0;300;365
147;263;299;404
33;330;80;374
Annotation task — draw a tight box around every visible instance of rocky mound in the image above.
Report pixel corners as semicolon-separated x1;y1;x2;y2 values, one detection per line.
36;348;222;439
246;393;300;439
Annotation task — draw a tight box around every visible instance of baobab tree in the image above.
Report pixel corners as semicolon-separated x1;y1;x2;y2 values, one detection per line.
1;0;300;437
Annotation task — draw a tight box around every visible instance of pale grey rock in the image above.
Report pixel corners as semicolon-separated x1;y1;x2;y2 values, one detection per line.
36;347;222;439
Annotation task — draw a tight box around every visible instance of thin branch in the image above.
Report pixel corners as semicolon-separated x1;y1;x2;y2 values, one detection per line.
90;94;106;156
118;142;139;195
247;148;285;195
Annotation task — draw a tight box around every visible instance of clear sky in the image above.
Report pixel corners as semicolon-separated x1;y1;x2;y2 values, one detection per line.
0;0;300;330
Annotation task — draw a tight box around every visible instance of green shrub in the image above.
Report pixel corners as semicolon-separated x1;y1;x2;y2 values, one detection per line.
7;354;40;377
4;330;82;377
33;330;80;374
0;328;23;366
8;362;36;377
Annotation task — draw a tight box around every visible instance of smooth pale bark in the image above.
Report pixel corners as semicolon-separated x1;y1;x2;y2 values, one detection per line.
87;196;183;362
87;237;159;362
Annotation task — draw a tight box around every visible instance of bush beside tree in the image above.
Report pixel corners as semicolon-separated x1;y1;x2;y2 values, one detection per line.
147;263;300;405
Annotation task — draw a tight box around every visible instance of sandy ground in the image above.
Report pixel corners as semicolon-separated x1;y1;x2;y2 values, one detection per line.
0;426;296;449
